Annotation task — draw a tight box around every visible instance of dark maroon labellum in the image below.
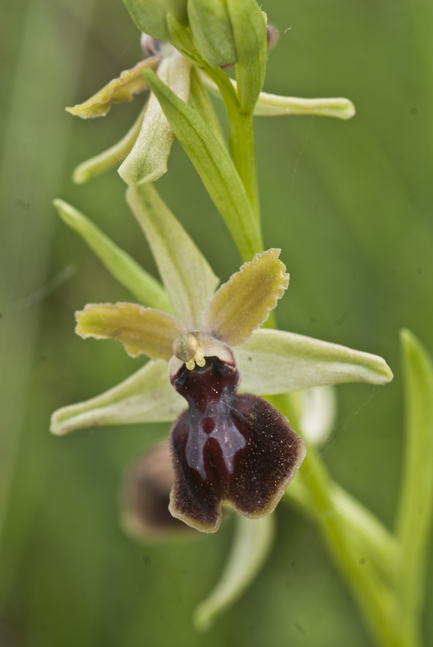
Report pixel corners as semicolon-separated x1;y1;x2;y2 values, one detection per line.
169;355;306;532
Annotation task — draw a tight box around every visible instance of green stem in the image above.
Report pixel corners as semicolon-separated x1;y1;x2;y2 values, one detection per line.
286;480;398;581
272;393;415;647
227;110;260;223
202;67;261;226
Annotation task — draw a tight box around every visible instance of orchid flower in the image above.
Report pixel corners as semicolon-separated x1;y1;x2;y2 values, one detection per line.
52;184;392;533
66;26;354;187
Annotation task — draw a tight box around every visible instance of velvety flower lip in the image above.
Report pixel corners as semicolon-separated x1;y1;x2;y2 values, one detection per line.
168;338;306;532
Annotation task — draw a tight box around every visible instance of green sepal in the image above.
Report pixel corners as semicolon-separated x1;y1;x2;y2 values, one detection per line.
126;184;219;329
53;199;172;312
299;385;337;447
187;0;237;68
227;0;267;113
236;328;393;394
254;93;356;120
73;103;147;184
200;71;356;121
50;360;185;435
142;68;262;261
118;52;191;186
123;0;188;41
194;514;275;630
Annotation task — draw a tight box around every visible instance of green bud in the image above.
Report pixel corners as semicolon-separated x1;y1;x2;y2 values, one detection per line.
227;0;267;113
187;0;237;68
123;0;188;41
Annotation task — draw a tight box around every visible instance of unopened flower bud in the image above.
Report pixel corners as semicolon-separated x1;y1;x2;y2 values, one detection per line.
124;0;188;42
266;23;279;51
140;32;174;58
121;442;196;539
187;0;237;68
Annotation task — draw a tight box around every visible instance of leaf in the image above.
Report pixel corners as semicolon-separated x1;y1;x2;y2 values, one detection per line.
65;58;159;118
142;68;262;261
204;249;289;346
54;200;172;312
194;514;275;630
118;52;191;186
395;329;433;615
235;328;393;395
226;0;267;113
50;360;185;435
126;184;219;329
75;302;186;360
72;102;147;184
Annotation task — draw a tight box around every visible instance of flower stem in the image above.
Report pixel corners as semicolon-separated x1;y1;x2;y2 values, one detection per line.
202;67;262;229
226;110;260;224
271;393;420;647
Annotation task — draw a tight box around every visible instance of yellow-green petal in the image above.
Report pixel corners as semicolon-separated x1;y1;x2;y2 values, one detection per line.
118;52;191;186
66;57;160;119
204;249;289;347
50;360;184;435
75;302;186;360
72;102;147;184
127;184;219;329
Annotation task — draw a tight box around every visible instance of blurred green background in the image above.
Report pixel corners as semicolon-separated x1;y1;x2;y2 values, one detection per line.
1;0;433;645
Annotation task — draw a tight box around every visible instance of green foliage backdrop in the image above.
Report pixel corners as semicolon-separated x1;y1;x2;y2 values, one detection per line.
1;0;432;644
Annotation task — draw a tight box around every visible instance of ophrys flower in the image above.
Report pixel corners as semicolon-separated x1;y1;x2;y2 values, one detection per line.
73;247;306;532
52;185;393;533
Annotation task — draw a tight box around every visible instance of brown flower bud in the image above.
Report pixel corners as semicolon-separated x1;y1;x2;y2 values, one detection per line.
122;441;196;539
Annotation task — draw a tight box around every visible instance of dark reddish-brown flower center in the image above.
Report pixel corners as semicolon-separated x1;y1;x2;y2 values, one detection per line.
168;348;306;533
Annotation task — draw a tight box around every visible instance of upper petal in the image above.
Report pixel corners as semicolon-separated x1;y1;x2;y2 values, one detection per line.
235;328;393;395
50;360;185;436
75;302;186;360
66;57;160;119
204;249;289;347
